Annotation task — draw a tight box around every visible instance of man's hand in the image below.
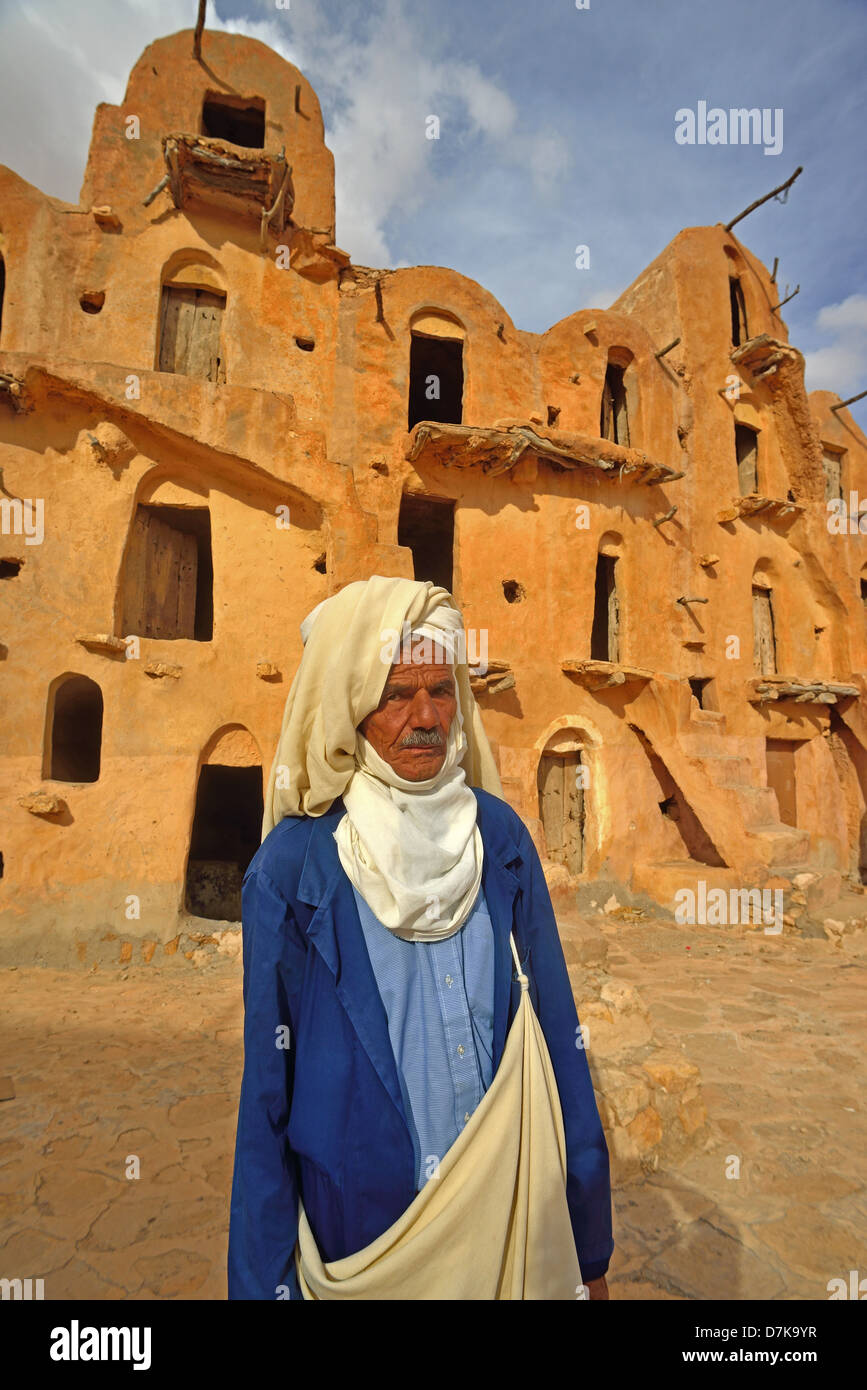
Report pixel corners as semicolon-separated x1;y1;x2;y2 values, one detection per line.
586;1275;609;1300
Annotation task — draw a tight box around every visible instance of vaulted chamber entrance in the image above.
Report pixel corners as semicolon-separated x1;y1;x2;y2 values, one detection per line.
407;310;465;429
398;492;455;591
538;749;586;876
185;728;263;921
765;738;804;828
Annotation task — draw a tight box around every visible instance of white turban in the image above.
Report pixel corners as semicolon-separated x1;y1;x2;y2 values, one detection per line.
261;576;504;941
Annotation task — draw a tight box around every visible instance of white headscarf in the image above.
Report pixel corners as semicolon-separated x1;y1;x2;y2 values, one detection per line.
261;577;503;942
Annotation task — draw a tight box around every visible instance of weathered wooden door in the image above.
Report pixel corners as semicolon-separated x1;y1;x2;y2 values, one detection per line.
752;586;776;675
766;739;798;827
158;286;226;382
591;555;620;662
601;366;629;446
736;425;758;495
822;449;843;502
122;509;198;639
538;752;585;875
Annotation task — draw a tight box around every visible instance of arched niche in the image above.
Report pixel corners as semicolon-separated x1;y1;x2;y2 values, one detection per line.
44;673;103;782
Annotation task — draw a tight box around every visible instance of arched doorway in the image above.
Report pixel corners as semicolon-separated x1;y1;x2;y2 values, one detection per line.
537;729;590;875
185;726;263;920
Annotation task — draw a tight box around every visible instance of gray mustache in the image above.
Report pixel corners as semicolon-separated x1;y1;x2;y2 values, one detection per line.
399;728;445;748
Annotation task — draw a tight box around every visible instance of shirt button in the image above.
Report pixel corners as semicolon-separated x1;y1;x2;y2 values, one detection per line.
464;1111;470;1123
457;1044;465;1056
445;975;453;987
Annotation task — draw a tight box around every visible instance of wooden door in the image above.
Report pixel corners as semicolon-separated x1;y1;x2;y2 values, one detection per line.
159;287;226;382
736;425;758;495
752;586;776;675
766;739;798;827
538;752;585;875
122;509;198;639
822;449;843;502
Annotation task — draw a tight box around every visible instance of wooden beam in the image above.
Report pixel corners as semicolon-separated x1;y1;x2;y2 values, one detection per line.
831;389;867;413
770;285;800;313
193;0;206;60
725;166;803;232
655;337;681;360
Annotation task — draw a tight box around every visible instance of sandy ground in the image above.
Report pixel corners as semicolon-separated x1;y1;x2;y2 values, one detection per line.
1;916;864;1301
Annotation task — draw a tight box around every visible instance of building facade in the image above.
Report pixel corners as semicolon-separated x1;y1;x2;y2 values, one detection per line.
1;27;866;963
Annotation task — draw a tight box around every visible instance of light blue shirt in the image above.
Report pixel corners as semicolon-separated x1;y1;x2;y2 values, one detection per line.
351;886;495;1190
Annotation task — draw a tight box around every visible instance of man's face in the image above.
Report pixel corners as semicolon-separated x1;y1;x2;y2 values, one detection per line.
359;661;457;782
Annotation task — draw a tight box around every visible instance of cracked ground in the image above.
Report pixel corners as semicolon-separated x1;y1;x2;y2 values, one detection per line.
0;916;864;1300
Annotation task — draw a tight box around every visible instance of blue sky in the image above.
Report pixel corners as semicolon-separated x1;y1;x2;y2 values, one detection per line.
1;0;865;427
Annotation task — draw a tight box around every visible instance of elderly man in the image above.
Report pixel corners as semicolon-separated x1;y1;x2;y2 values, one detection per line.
228;575;613;1300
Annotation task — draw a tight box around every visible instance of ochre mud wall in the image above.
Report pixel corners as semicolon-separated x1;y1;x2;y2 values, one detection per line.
1;27;866;964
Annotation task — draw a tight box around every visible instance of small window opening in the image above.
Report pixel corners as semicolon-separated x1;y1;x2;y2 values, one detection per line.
688;677;712;708
600;363;629;445
185;764;264;920
201;94;266;149
861;577;867;610
407;333;463;430
312;552;327;574
752;585;776;676
822;447;844;502
590;554;620;662
729;277;749;347
121;505;213;641
0;557;23;578
546;405;561;427
294;336;315;352
502;579;526;603
48;675;103;782
79;291;105;314
735;423;759;495
158;286;226;383
398;494;455;592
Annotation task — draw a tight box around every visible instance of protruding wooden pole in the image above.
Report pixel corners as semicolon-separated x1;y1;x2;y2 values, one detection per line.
725;166;803;232
193;0;207;60
830;389;867;413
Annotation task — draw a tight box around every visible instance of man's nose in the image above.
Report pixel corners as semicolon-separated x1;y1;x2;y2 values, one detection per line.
408;687;439;727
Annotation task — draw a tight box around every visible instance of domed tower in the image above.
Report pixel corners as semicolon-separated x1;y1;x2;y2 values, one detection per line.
81;27;335;241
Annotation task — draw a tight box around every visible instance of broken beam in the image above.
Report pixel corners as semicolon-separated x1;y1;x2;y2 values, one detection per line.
771;285;800;313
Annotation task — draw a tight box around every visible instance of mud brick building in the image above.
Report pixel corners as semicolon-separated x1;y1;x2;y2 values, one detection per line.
1;27;866;964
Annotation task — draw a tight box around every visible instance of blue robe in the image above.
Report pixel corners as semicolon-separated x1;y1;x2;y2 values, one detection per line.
227;788;614;1299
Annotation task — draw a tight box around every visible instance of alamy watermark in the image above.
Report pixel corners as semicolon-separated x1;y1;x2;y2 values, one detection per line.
674;880;783;934
380;622;489;676
675;102;783;156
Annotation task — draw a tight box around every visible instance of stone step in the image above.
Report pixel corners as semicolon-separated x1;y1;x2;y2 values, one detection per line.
691;753;756;785
745;824;811;867
715;783;780;828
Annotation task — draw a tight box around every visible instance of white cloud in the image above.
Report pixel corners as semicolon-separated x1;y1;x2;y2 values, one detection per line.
805;294;867;397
